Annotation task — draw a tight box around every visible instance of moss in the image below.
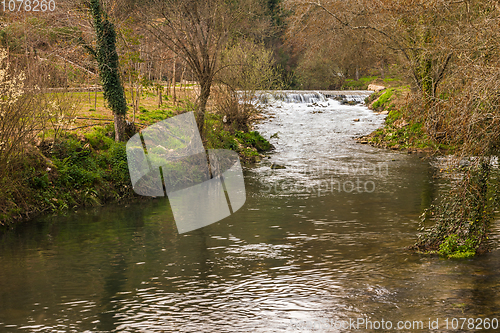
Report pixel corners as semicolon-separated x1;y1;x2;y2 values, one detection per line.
235;131;272;152
438;234;476;259
362;95;460;153
84;128;114;150
365;91;382;105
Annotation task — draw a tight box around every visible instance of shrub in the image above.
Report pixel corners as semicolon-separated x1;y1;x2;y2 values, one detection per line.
0;48;46;178
85;130;114;150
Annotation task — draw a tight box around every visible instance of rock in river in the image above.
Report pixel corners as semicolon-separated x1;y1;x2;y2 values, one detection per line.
271;163;287;169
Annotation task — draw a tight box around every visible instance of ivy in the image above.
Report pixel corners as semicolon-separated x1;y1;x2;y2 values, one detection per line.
88;0;127;116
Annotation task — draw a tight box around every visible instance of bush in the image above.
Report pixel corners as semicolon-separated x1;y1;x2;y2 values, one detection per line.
105;142;129;184
0;48;45;178
212;87;258;132
413;159;496;257
85;130;114;150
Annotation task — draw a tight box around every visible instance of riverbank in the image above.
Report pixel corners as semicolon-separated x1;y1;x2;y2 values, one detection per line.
0;97;272;227
356;87;456;155
356;85;500;259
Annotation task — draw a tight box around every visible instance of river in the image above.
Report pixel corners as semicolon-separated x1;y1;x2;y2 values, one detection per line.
1;91;500;332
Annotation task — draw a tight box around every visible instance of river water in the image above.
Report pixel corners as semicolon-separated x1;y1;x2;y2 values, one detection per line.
1;92;500;332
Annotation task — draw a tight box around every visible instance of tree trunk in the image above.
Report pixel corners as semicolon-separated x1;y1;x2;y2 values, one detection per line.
158;62;163;107
180;64;186;93
136;83;141;113
420;57;433;98
88;78;91;104
165;76;170;96
172;56;177;104
158;86;162;107
129;71;135;123
114;112;126;142
148;61;152;82
197;78;211;134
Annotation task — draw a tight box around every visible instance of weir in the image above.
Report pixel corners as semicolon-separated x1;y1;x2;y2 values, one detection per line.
253;90;373;104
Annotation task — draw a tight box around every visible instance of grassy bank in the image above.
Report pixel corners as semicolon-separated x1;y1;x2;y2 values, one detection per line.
341;65;405;90
0;126;135;225
357;87;456;154
0;89;272;227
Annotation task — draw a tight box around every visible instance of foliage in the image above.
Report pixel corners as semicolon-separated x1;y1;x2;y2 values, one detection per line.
40;93;80;142
438;235;476;259
413;158;497;257
363;96;456;152
341;76;378;90
211;87;258;132
213;39;282;133
218;40;281;92
135;100;195;124
294;46;346;89
1;125;135;225
137;107;174;124
146;0;273;132
235;130;272;152
283;1;396;88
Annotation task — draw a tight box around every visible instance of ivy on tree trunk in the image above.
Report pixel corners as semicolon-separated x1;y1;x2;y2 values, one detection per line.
88;0;128;142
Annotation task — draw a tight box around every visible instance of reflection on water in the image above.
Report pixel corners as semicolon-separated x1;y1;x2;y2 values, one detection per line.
1;94;500;332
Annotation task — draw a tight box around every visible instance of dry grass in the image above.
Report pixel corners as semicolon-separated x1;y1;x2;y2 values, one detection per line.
51;84;199;136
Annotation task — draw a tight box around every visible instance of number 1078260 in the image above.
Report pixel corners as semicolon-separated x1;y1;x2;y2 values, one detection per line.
2;0;55;12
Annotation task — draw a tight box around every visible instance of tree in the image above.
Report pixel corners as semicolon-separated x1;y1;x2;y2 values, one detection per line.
283;0;457;98
145;0;270;134
214;39;281;130
87;0;128;142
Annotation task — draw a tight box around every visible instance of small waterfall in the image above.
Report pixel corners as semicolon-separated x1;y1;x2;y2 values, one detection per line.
253;90;373;105
275;91;327;103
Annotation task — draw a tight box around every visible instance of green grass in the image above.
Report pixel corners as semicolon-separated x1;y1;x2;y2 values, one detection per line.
341;69;406;90
366;114;457;152
136;105;177;124
204;113;272;163
372;88;394;110
342;77;377;90
1;84;273;225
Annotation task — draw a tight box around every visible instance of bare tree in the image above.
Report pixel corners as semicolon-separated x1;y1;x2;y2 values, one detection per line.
284;0;462;98
144;0;269;133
